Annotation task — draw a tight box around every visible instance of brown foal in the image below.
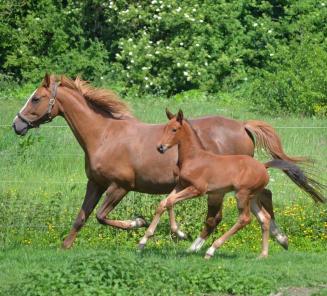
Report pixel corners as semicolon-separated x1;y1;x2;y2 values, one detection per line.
139;109;326;258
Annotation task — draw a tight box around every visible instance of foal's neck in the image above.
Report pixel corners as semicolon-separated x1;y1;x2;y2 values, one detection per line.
177;121;204;167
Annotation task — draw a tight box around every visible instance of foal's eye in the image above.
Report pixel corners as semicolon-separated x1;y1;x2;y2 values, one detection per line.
31;97;40;103
172;128;177;132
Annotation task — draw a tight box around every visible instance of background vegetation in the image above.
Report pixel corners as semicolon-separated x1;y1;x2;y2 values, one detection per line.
0;0;326;115
1;0;327;295
1;87;327;295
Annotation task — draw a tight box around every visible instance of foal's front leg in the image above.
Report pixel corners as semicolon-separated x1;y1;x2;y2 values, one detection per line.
138;186;200;249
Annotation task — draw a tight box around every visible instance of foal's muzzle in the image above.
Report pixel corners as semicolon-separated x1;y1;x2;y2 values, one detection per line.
157;144;168;154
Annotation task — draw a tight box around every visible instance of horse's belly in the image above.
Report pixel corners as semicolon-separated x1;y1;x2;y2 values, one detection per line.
134;174;177;194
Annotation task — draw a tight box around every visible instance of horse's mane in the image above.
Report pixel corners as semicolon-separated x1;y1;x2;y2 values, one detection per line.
59;75;133;119
184;119;206;150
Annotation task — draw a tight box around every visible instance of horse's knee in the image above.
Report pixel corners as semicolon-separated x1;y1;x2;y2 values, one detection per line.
239;215;251;227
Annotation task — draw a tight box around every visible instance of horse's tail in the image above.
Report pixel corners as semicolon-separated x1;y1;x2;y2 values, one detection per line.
245;120;307;163
265;159;326;203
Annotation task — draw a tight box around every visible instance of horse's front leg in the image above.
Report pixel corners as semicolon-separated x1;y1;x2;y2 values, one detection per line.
96;183;147;229
62;180;105;249
188;193;224;253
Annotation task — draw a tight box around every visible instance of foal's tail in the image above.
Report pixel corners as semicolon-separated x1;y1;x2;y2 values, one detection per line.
265;159;326;203
245;120;307;163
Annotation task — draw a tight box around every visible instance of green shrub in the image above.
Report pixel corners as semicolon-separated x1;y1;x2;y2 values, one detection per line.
0;0;326;114
0;0;108;82
248;40;327;115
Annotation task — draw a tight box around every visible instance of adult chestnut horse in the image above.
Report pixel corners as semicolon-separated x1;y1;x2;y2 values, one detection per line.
13;74;299;249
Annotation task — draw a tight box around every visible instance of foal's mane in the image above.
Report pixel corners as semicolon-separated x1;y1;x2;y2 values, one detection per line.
59;75;133;119
184;119;206;150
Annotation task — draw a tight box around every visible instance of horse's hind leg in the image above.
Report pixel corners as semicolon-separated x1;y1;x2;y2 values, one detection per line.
96;183;146;229
205;190;252;259
62;180;105;249
250;194;271;258
260;188;288;250
188;193;224;253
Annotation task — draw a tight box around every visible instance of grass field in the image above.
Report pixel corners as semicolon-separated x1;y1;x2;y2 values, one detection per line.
0;85;326;295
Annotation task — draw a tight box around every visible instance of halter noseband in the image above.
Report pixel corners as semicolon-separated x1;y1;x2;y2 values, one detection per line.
17;82;60;128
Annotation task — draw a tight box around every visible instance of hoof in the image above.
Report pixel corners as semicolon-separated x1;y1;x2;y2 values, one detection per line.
186;247;195;253
132;217;149;228
257;253;268;259
138;243;146;250
176;230;187;240
276;235;289;250
62;240;73;250
204;253;213;260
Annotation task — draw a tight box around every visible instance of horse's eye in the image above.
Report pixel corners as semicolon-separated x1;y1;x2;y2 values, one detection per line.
31;97;40;103
172;128;177;132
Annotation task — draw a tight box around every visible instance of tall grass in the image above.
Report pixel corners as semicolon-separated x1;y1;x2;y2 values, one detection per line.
0;86;326;295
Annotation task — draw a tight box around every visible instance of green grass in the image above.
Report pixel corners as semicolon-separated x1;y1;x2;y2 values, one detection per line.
0;85;326;295
1;247;327;296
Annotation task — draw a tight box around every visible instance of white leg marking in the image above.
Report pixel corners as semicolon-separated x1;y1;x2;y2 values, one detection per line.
205;246;216;257
131;217;145;228
251;201;266;222
139;236;147;245
176;229;186;239
270;219;288;249
187;237;206;252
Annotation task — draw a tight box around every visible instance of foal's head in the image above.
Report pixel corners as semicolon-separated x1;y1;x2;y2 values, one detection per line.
12;73;61;135
157;108;184;154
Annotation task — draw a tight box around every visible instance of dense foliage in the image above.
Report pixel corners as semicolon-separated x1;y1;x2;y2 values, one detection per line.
0;0;326;114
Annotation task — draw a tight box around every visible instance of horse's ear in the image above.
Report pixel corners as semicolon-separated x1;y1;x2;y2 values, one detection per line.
60;75;65;85
166;108;174;120
42;73;51;88
176;109;184;124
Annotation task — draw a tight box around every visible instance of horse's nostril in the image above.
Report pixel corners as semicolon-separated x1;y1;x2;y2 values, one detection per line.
157;145;163;153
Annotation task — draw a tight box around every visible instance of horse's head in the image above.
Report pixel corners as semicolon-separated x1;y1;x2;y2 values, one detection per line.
12;73;61;136
157;108;184;154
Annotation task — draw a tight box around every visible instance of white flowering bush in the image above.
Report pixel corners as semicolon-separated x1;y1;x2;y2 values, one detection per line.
0;0;326;114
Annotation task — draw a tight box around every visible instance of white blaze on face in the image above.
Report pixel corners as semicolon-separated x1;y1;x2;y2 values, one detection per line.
13;89;37;123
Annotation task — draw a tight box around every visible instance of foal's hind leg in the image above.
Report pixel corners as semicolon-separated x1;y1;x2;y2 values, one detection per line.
250;194;271;258
188;193;224;253
260;188;288;250
205;190;252;259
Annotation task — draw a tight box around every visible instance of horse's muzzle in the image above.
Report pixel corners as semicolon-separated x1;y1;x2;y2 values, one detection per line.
157;144;168;154
12;117;29;136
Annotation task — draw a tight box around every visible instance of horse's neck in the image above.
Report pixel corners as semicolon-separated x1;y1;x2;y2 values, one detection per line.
177;123;204;167
58;89;107;154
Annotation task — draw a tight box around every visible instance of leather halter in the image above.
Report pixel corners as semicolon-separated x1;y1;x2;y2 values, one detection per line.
17;82;60;128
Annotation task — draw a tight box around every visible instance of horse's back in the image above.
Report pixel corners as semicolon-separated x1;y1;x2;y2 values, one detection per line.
189;116;254;156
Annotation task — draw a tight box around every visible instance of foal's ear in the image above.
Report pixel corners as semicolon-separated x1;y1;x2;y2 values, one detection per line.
176;109;184;124
42;73;51;88
165;108;175;120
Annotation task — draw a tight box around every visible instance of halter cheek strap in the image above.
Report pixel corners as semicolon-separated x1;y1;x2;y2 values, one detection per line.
17;82;60;128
